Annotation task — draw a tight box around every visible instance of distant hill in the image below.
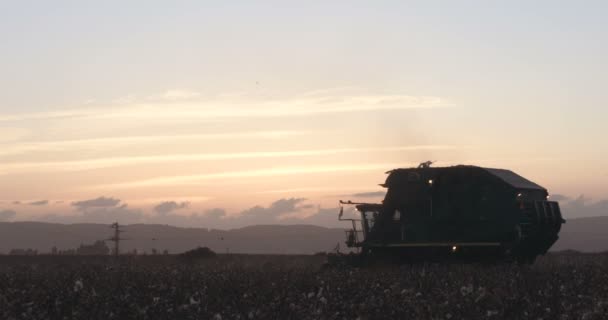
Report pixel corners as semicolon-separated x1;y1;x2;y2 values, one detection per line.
552;216;608;252
0;222;345;254
0;216;606;254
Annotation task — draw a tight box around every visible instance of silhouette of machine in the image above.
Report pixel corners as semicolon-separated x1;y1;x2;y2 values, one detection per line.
339;162;565;263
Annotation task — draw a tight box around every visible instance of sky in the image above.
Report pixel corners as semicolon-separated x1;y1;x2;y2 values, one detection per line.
0;1;607;227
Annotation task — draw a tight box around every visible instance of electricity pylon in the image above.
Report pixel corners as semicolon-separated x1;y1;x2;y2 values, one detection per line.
107;222;127;256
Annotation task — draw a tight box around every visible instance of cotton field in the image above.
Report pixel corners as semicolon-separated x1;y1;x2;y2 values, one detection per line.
0;253;606;320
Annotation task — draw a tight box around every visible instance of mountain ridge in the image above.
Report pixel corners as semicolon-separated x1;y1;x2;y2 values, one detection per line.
0;216;605;254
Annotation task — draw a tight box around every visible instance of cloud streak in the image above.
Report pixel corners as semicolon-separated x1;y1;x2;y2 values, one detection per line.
0;210;16;221
234;198;308;224
0;130;306;157
254;186;380;195
154;201;190;215
72;196;122;211
349;191;386;198
0;127;30;142
18;193;608;229
0;145;458;174
0;92;449;123
33;197;358;229
561;195;608;218
0;109;93;122
91;162;413;189
155;89;201;100
27;200;49;206
85;95;448;121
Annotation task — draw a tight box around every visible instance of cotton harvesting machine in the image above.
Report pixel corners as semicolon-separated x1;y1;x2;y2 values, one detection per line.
338;162;565;263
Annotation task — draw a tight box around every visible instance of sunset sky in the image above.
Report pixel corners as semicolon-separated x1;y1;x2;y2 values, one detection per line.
1;1;606;226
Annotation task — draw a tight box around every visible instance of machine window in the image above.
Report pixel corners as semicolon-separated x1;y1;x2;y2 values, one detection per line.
393;210;401;221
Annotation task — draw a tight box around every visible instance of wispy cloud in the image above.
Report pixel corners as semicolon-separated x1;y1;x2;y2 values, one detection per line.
155;89;201;101
154;201;190;215
0;145;459;174
254;186;380;194
0;127;30;142
32;197;359;228
233;198;308;224
0;90;450;123
0;110;93;122
129;196;211;205
561;195;608;218
72;196;122;211
27;200;49;206
88;94;448;121
0;130;306;157
91;162;412;189
349;191;386;198
0;209;16;221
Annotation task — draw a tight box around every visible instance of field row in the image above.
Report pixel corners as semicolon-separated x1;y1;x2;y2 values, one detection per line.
0;253;606;319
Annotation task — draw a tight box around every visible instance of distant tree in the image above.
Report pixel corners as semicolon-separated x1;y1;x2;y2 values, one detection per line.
60;249;76;255
179;247;217;261
76;240;110;255
9;248;38;255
